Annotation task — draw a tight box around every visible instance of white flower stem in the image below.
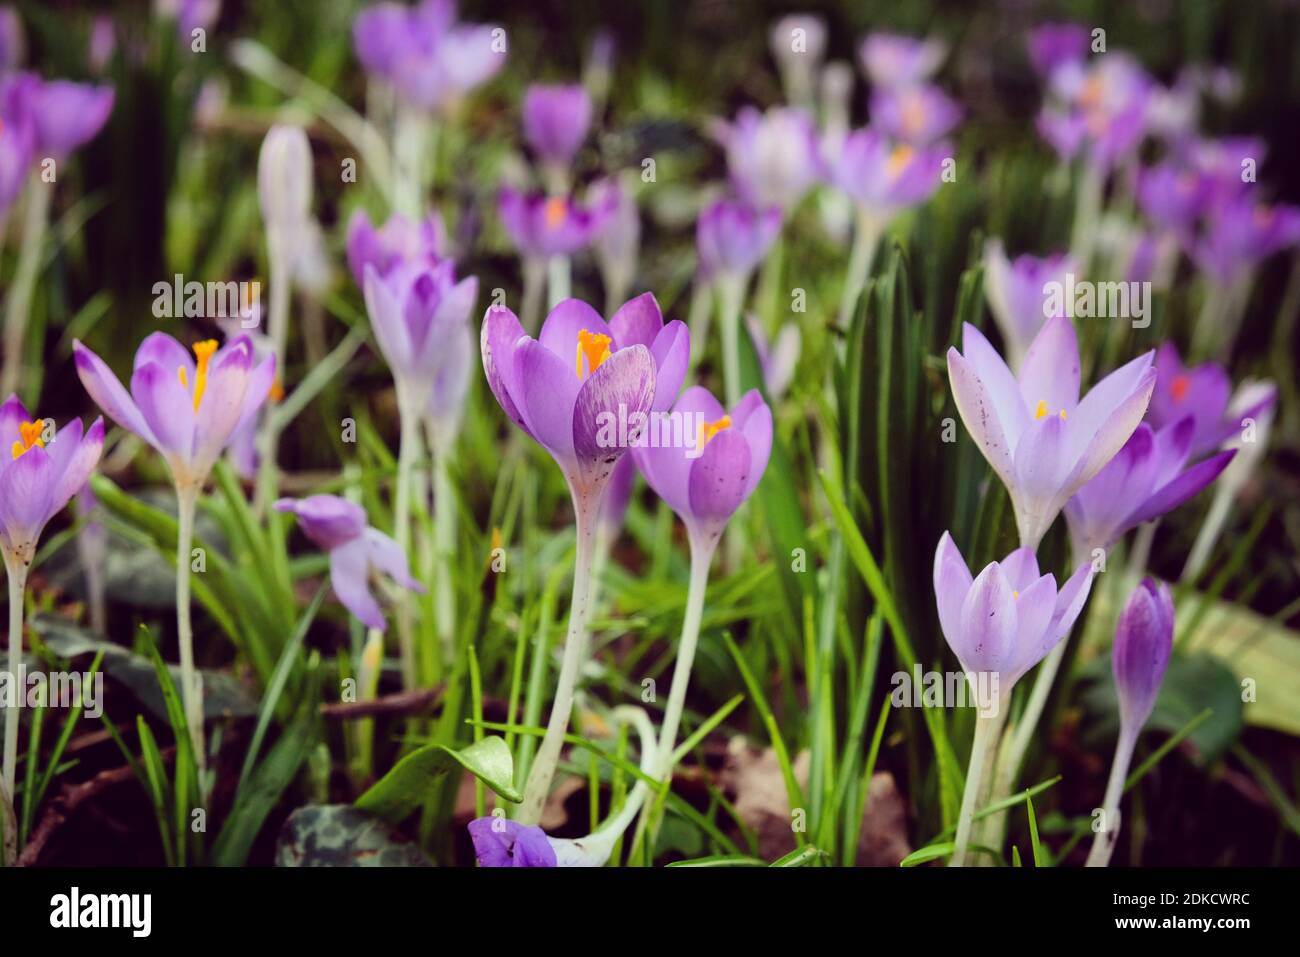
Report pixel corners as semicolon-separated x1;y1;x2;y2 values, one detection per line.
1085;725;1138;867
1;175;51;399
521;257;545;333
174;485;206;789
393;386;423;689
547;254;571;309
835;207;882;331
516;485;604;825
1069;159;1105;274
2;552;30;805
717;273;747;408
951;708;999;867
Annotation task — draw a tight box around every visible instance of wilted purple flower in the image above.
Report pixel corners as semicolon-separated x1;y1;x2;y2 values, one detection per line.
695;199;782;281
1064;419;1235;561
352;0;503;111
362;258;478;402
1191;195;1300;286
826;127;946;220
0;395;104;563
1025;23;1089;77
746;313;800;400
275;495;423;631
30;80;114;156
1146;343;1277;459
870;85;961;145
716;106;823;212
481;294;688;500
858;32;946;88
467;817;556;867
946;317;1156;548
499;187;614;260
522;83;592;169
74;333;275;491
982;241;1076;370
933;531;1094;700
1112;578;1174;730
346;209;446;287
633;386;772;548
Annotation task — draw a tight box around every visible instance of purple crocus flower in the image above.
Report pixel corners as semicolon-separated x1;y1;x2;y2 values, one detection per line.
498;187;615;260
522;83;592;170
352;0;504;111
467;817;556;867
481;294;688;500
858;32;946;89
715;106;823;212
1146;342;1277;459
0;72;36;212
1025;23;1089;77
589;176;641;306
982;241;1077;370
695;199;782;282
746;313;800;400
946;317;1156;548
1038;54;1151;168
73;333;276;491
0;395;104;564
633;386;772;548
361;258;478;401
826;127;946;220
870;84;961;146
1191;195;1300;287
346;209;446;287
1113;578;1174;731
1064;419;1236;562
1136;163;1207;240
30;80;114;156
275;495;423;631
933;531;1094;701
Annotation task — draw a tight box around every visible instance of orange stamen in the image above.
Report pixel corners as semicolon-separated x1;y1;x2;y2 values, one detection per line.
574;329;613;379
10;420;45;460
180;339;219;412
1170;374;1190;402
544;197;568;230
697;414;732;449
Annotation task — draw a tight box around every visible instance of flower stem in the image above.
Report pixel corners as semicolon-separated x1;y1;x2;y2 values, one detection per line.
393;386;423;689
1085;725;1138;867
516;486;603;825
1069;159;1105;275
521;257;545;333
1;175;51;399
835;207;882;331
174;485;206;790
2;552;29;805
427;423;457;667
547;254;571;309
951;708;999;867
717;273;746;408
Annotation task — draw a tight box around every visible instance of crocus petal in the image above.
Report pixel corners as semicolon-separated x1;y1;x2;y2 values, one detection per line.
956;563;1018;674
364;526;424;592
687;429;752;531
467;817;557;868
192;343;253;471
732;389;773;499
1126;449;1235;529
0;445;54;548
947;348;1015;486
513;338;582;463
130;362;195;463
0;393;31;445
1048;560;1095;643
1013;412;1071;507
932;531;972;650
73;341;156;445
275;495;366;550
235;353;278;434
49;418;104;517
480;306;532;437
1069;365;1156;487
608;292;663;349
648;320;689;412
363;264;414;372
1066;351;1154;466
960;323;1030;440
999;547;1041;592
1113;578;1174;728
1017;316;1080;412
329;537;386;631
539;298;612;366
134;332;195;379
1008;573;1058;681
634;385;726;517
572;344;655;486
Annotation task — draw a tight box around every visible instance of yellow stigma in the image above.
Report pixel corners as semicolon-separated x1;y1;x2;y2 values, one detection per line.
697;414;732;449
574;329;613;379
887;144;914;177
544;196;568;230
10;419;45;460
178;339;219;412
1034;399;1066;420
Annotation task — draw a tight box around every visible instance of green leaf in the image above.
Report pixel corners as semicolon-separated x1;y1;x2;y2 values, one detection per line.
665;854;767;868
770;845;826;867
1026;792;1043;867
354;736;522;822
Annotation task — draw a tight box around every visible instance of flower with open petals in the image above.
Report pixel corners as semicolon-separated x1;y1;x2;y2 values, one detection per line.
499;187;614;260
870;84;961;146
858;32;946;88
695;199;781;282
1065;420;1235;562
275;495;423;631
481;294;688;500
1145;343;1277;459
0;395;104;564
933;531;1094;707
522;83;592;169
827;127;946;221
74;333;275;491
983;240;1076;370
946;318;1155;547
633;386;772;548
716;106;823;212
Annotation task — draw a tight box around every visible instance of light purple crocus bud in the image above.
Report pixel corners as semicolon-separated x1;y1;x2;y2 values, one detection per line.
933;531;1094;708
0;6;23;71
589;176;641;305
362;259;479;402
0;395;104;564
695;199;782;282
870;84;961;146
826;127;946;220
746;313;800;400
770;14;826;110
858;32;946;89
946;318;1156;548
1112;578;1173;731
258;125;313;245
467;817;557;867
498;187;615;259
633;386;772;548
73;333;276;491
1146;342;1277;459
275;495;423;631
1064;419;1235;563
522;83;592;169
716;106;823;212
346;209;446;287
982;240;1076;370
1040;54;1151;169
31;80;114;157
481;294;688;501
1025;22;1089;77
